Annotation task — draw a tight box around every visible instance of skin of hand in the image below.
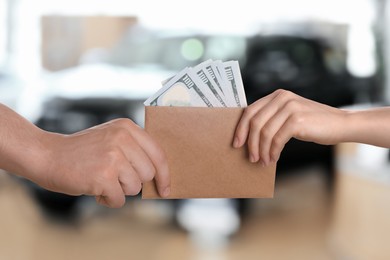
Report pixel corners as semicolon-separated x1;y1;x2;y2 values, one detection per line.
233;89;390;166
0;104;170;208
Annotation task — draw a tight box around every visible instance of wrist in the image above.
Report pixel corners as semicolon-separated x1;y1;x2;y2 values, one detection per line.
21;129;49;181
27;130;64;188
338;109;357;143
0;104;62;187
11;127;62;189
341;109;379;145
341;108;390;147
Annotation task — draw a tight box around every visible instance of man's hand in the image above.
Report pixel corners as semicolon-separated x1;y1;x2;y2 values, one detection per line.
0;104;169;208
36;118;170;208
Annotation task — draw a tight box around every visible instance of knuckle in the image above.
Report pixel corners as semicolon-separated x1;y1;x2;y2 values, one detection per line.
112;118;134;128
89;170;116;197
274;89;286;95
290;113;304;125
260;126;272;140
284;99;301;111
111;127;131;143
245;105;258;115
100;168;116;183
277;89;292;98
131;160;156;182
104;148;123;165
249;117;262;130
272;134;283;148
104;119;136;143
139;168;155;182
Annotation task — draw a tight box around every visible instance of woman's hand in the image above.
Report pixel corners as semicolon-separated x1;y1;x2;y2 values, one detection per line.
233;89;348;166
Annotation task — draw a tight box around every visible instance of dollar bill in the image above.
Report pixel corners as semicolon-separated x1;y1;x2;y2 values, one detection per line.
144;68;222;107
223;60;247;107
206;61;224;93
212;60;237;107
145;59;247;108
193;62;228;107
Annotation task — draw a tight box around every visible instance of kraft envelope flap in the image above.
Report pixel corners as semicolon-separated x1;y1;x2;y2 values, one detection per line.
142;106;276;199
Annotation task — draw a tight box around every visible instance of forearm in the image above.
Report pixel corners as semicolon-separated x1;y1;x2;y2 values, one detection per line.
0;103;170;207
343;107;390;148
0;103;50;181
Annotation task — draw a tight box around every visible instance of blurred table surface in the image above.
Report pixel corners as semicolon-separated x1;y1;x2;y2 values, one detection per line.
0;165;337;260
329;142;390;260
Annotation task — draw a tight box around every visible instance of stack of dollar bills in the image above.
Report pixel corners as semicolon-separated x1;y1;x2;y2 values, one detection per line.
144;60;247;107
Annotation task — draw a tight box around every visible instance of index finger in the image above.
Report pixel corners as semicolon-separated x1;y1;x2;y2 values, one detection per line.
125;120;170;197
234;90;280;148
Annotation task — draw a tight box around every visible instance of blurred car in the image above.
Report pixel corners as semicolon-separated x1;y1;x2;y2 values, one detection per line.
242;35;358;105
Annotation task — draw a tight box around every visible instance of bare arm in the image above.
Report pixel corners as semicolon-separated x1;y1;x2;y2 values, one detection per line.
0;103;170;208
233;89;390;166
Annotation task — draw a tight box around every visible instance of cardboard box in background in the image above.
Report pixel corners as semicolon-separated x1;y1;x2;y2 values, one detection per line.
41;15;138;71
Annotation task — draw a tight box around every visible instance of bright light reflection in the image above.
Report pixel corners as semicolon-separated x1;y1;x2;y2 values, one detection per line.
12;0;377;78
35;0;374;32
181;38;204;61
347;22;377;77
0;0;6;67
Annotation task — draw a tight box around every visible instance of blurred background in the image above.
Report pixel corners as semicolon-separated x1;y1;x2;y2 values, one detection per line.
1;0;390;259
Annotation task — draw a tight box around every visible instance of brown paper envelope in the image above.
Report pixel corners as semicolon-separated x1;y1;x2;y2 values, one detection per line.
142;106;276;199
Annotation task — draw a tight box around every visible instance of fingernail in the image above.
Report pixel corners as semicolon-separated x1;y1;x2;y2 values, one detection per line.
233;137;240;148
250;154;257;163
162;187;170;197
